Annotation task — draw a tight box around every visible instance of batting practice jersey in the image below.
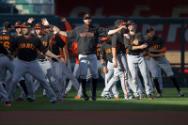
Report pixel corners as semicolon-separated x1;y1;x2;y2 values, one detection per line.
67;25;108;55
12;35;46;61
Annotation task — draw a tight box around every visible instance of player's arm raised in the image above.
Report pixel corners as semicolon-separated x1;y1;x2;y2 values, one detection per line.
108;25;126;35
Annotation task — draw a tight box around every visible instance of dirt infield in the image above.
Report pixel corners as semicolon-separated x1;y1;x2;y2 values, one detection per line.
0;111;187;125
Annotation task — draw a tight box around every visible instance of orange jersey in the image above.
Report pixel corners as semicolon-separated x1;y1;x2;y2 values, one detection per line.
64;20;72;31
71;40;79;64
64;19;79;62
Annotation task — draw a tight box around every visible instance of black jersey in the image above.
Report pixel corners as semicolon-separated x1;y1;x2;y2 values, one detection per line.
67;25;108;55
50;33;66;55
125;33;146;55
111;32;126;54
0;31;12;55
12;35;46;61
100;41;113;63
37;33;52;59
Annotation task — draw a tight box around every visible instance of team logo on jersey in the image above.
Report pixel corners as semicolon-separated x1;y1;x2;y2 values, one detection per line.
152;44;161;49
42;41;48;47
0;35;11;49
19;43;35;49
79;32;94;37
105;48;112;54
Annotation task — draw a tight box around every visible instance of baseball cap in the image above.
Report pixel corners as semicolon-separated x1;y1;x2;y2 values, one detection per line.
126;20;136;27
34;23;41;30
83;13;91;20
20;22;29;28
114;19;126;27
3;21;11;29
146;27;155;33
14;21;21;28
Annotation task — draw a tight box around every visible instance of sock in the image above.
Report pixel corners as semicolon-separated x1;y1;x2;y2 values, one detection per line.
153;78;162;94
169;76;181;92
91;78;98;100
81;79;88;99
19;80;28;96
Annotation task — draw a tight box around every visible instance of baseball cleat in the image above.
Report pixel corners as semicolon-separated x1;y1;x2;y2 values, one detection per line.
83;95;89;101
177;91;184;97
16;97;25;102
156;93;162;98
51;100;57;104
125;95;133;100
135;94;142;100
74;95;81;100
27;97;35;102
92;97;96;101
114;96;120;101
147;94;154;100
4;101;12;107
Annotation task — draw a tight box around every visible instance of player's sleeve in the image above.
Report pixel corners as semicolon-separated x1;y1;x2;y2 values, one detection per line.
64;20;72;31
67;27;78;39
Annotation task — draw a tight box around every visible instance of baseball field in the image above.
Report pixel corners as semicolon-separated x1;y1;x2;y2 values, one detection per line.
0;88;188;125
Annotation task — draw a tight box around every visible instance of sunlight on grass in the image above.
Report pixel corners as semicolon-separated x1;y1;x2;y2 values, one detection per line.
0;88;188;111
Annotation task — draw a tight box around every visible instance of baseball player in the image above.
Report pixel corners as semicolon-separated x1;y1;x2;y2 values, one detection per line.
13;20;35;101
99;36;120;99
59;13;126;101
125;21;154;99
46;23;80;100
144;27;184;97
64;40;83;99
32;22;61;98
8;22;58;103
102;20;134;100
60;18;82;98
0;25;12;107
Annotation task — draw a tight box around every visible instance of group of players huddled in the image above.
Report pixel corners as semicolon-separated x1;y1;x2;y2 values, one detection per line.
0;13;184;107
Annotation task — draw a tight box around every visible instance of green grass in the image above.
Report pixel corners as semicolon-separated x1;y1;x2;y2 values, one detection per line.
1;88;188;111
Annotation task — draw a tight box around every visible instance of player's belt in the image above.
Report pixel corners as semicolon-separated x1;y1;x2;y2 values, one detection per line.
39;59;48;62
128;53;144;56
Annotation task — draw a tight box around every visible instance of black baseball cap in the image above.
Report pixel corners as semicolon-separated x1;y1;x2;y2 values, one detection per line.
20;22;29;28
146;27;155;33
126;20;136;27
114;19;126;27
83;13;91;20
